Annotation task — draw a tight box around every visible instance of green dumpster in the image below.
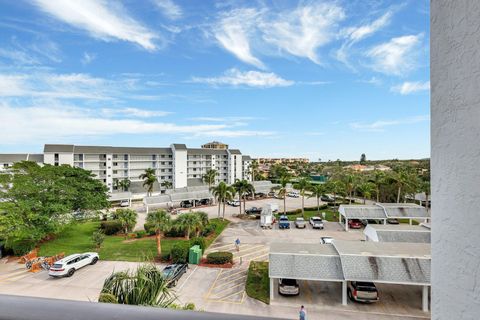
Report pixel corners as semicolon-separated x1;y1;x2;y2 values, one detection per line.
188;245;202;264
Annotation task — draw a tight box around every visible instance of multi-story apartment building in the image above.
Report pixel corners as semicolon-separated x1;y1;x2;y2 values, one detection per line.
0;143;252;193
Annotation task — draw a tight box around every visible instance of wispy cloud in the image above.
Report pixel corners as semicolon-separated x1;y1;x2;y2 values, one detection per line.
391;81;430;94
101;107;171;118
213;3;345;68
350;115;429;132
366;34;422;75
152;0;183;20
0;102;273;144
32;0;160;51
190;116;258;122
191;68;293;88
81;52;96;65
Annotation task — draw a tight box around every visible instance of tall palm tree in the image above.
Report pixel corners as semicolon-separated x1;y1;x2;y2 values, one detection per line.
308;184;326;214
115;209;138;238
146;210;171;257
249;160;259;182
119;178;131;192
139;168;156;196
326;179;344;209
203;169;217;189
114;179;121;191
343;172;356;204
175;213;203;240
233;179;255;216
210;181;235;219
274;173;291;214
369;170;385;202
357;181;375;204
160;180;172;190
390;169;411;203
293;176;311;216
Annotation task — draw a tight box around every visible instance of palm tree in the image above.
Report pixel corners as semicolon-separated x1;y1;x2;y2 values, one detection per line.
274;173;291;214
160;180;172;190
308;184;326;214
139;168;156;196
99;264;174;307
249;160;259;182
203;169;218;189
293;176;311;216
114;179;121;191
343;172;356;204
115;209;138;238
146;210;171;257
210;181;235;219
357;181;375;204
196;211;209;227
326;179;344;209
369;170;385;202
175;213;203;240
233;179;255;216
119;178;131;192
390;169;411;203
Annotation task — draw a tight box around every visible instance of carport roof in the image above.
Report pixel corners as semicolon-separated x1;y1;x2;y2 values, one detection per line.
364;225;431;243
377;203;429;219
108;192;132;201
339;205;386;219
270;243;339;256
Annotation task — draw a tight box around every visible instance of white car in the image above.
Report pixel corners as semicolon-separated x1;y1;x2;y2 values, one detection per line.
48;252;99;277
287;192;300;198
228;200;240;207
120;200;130;207
309;217;324;229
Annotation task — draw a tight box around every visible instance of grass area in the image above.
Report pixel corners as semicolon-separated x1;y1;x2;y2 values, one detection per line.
275;208;339;222
398;219;420;225
39;218;229;262
246;261;270;304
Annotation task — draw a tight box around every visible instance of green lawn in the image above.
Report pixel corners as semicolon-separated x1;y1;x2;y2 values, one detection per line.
39;218;229;262
246;261;269;304
275;208;339;222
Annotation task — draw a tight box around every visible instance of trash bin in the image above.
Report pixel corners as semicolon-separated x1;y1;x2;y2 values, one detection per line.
188;245;202;265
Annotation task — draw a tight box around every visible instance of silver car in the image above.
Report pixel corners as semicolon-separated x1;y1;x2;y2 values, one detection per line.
294;217;306;228
278;278;299;296
309;217;324;229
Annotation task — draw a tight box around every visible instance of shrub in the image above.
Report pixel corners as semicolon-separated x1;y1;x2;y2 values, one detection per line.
164;228;185;238
135;230;147;238
201;223;214;237
206;251;233;265
98;293;118;304
92;230;105;249
144;223;156;236
170;243;189;263
100;220;123;235
6;239;36;256
190;237;206;251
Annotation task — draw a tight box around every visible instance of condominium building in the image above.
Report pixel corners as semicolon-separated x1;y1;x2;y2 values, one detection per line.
0;143;252;193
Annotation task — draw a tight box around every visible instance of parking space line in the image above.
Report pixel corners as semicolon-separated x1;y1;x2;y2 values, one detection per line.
234;249;268;260
212;274;247;290
217;269;246;281
0;270;26;281
249;253;269;262
176;265;197;292
216;289;245;301
203;269;223;300
234;245;266;255
210;282;245;298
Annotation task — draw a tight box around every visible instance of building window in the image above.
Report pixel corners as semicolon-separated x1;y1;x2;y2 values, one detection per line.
113;170;118;174
124;154;128;160
161;161;165;165
168;161;172;165
161;169;165;172
169;155;172;158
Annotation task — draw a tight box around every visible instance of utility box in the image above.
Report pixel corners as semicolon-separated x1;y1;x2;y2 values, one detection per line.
188;245;202;264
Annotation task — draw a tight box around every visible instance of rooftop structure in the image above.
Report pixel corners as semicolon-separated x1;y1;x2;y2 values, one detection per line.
364;224;431;243
201;141;228;150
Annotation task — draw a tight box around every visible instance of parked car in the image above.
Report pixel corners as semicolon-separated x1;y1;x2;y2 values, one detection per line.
274;193;284;199
120;200;130;207
294;217;306;229
180;200;193;208
268;191;276;197
348;219;363;229
228;200;241;207
386;218;399;224
278;278;299;296
287;192;300;198
162;263;188;287
347;281;379;303
321;195;335;202
309;217;324;229
49;253;99;277
320;236;334;244
278;216;290;229
245;207;262;215
198;199;211;206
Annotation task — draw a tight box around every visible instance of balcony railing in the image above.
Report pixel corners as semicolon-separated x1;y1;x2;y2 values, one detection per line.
0;295;277;320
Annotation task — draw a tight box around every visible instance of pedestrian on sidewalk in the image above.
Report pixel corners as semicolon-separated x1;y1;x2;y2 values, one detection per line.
299;305;307;320
235;238;241;252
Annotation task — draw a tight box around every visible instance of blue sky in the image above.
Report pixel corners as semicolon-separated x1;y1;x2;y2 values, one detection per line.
0;0;430;161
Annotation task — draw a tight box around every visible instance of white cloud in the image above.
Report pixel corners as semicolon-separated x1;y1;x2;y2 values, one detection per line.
32;0;159;51
101;107;171;118
191;68;293;88
152;0;182;20
366;34;422;75
0;75;28;96
0;102;273;144
350;115;429;132
81;52;96;65
213;3;344;68
391;81;430;94
214;8;265;69
190;116;258;122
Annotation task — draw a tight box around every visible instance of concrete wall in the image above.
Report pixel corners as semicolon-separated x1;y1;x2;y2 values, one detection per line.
431;1;480;319
172;147;187;189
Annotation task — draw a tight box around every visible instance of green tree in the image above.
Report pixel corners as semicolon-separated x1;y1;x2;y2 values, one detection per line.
360;153;367;164
115;209;138;237
343;172;356;204
175;213;203;240
92;230;105;250
249;160;259;182
119;178;131;192
326;179;344;209
211;182;235;219
203;169;218;189
357;181;375;204
308;184;326;214
233;179;255;216
390;169;411;203
139;168;156;196
146;210;171;257
160;180;173;190
369;170;386;202
274;173;291;214
293;176;311;216
0;161;109;249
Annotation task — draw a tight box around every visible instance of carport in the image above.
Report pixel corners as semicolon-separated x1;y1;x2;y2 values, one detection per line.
338;205;387;231
364;224;431;243
108;192;132;207
144;194;172;213
144;190;214;213
268;241;431;311
269;243;347;305
376;203;429;225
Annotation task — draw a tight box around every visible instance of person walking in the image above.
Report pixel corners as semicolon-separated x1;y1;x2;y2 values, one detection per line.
299;305;307;320
235;238;241;252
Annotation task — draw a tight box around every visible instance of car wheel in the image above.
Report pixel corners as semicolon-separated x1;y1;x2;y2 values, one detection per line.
90;257;98;265
67;268;75;277
347;289;354;301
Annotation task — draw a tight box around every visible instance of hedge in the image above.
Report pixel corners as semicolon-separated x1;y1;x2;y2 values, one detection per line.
100;220;123;235
170;243;189;263
206;251;233;265
189;237;206;251
6;239;36;256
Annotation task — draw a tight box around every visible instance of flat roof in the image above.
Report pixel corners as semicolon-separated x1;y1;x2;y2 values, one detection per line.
44;144;74;152
270;243;339;256
339;203;430;219
187;148;228;155
333;240;430;259
366;224;431;232
339;205;386;219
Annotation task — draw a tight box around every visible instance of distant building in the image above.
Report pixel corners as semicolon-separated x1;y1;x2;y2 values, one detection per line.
344;164;391;172
201;141;229;150
256;158;310;165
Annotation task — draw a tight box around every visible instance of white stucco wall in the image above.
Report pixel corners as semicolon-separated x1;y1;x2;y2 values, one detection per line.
172;147;187;189
431;1;480;319
43;152;73;166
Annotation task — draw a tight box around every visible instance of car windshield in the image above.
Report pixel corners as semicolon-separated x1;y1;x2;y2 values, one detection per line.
296;218;304;221
162;266;174;277
356;282;376;291
280;217;289;221
312;218;322;222
282;279;297;286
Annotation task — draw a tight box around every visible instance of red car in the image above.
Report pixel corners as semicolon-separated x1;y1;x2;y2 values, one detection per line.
348;219;363;229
